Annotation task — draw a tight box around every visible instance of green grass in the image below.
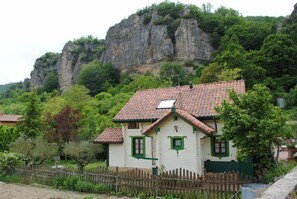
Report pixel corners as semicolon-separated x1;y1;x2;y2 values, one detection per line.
47;159;106;170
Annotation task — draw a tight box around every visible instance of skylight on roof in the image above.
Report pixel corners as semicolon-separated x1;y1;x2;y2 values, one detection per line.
157;99;176;109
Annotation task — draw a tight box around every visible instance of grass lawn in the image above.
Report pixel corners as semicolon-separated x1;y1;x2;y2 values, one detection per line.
47;159;106;170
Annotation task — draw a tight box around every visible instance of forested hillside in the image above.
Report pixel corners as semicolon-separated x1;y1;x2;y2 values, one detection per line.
1;1;297;141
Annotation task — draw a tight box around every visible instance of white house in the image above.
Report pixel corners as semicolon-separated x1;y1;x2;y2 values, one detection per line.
94;80;252;175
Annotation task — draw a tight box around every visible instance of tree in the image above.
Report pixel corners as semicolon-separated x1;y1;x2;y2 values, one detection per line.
10;137;57;166
78;61;120;96
64;141;103;173
42;71;59;93
17;92;42;139
216;84;291;178
45;106;82;148
0;126;19;152
160;62;186;86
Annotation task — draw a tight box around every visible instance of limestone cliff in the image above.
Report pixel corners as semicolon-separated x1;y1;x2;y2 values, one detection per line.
101;11;213;71
30;52;60;89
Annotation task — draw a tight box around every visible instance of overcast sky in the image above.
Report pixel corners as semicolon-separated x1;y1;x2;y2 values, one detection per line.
0;0;295;85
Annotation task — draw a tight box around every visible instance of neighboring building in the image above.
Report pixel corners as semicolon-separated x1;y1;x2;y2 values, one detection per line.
0;113;21;125
94;80;252;175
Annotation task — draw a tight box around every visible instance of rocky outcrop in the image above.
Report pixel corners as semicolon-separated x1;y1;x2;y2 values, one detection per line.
30;52;60;89
175;18;213;61
101;11;214;70
57;41;83;92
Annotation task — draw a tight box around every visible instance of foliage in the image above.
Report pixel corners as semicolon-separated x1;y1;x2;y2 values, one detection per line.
196;63;222;83
216;84;291;177
160;62;186;85
0;126;19;152
78;61;120;96
16;92;42;139
286;85;297;108
64;141;103;173
53;175;110;193
10;137;58;166
44;106;82;146
38;71;59;93
33;52;60;69
0;152;22;175
263;161;297;183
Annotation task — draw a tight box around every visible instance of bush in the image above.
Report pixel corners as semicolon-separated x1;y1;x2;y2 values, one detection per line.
63;176;80;190
75;180;93;192
263;161;297;183
92;183;110;194
53;176;67;189
0;152;22;175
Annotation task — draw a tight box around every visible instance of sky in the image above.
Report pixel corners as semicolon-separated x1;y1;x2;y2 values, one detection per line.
0;0;295;85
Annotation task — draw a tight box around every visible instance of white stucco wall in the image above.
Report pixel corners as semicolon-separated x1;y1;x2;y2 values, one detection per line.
156;117;202;173
109;144;124;167
202;120;237;161
122;123;154;169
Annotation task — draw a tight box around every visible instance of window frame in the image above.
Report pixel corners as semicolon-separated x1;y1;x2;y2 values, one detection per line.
128;122;139;129
131;136;145;158
211;136;229;158
169;136;185;151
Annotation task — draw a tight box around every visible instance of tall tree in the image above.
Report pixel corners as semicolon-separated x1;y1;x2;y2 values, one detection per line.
17;92;42;139
78;61;120;96
45;106;82;147
216;84;291;178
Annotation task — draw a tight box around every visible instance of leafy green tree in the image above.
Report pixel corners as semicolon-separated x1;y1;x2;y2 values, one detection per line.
17;92;42;139
160;62;186;86
0;126;19;152
64;141;103;173
11;137;57;166
196;63;222;83
78;61;120;96
257;34;297;77
42;71;59;93
216;84;291;178
286;85;297;108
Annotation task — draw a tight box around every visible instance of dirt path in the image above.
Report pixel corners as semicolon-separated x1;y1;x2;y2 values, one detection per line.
0;182;129;199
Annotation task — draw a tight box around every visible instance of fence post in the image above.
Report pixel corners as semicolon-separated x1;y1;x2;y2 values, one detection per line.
115;167;119;193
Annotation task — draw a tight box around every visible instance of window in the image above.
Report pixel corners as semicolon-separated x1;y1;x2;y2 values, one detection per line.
157;99;176;109
169;136;185;151
211;136;229;157
128;122;139;129
131;137;145;158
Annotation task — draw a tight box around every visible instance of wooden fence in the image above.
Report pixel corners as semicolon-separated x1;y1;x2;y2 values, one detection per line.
14;166;251;198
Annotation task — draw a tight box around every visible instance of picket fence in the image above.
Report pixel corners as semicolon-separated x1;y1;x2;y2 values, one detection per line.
14;165;251;198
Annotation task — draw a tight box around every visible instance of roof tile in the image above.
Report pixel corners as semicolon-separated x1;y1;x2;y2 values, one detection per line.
113;80;245;121
94;128;123;143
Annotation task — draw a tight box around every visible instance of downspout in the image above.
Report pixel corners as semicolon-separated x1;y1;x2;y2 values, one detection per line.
213;116;218;132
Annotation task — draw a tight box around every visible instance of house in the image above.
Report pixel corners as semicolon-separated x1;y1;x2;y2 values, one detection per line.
94;80;252;175
0;113;21;125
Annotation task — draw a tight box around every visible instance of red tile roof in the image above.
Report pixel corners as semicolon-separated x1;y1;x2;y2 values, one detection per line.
0;114;21;122
113;80;245;122
94;128;123;143
142;108;215;135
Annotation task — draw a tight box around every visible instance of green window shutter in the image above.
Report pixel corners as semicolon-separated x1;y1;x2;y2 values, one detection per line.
210;136;229;158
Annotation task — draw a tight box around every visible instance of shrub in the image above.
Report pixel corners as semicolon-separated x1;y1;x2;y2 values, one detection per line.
75;180;93;192
63;176;80;190
0;152;22;175
263;161;297;183
53;176;67;189
92;183;110;194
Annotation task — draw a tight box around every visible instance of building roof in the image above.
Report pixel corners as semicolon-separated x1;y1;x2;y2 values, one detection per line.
113;80;245;122
142;108;215;135
94;128;123;144
0;114;22;123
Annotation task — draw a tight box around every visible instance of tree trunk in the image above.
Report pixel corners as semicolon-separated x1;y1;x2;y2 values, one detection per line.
77;163;84;174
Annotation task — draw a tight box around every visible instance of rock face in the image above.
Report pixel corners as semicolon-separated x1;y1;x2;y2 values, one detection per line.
175;18;213;61
57;41;84;92
101;12;214;70
30;52;60;89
